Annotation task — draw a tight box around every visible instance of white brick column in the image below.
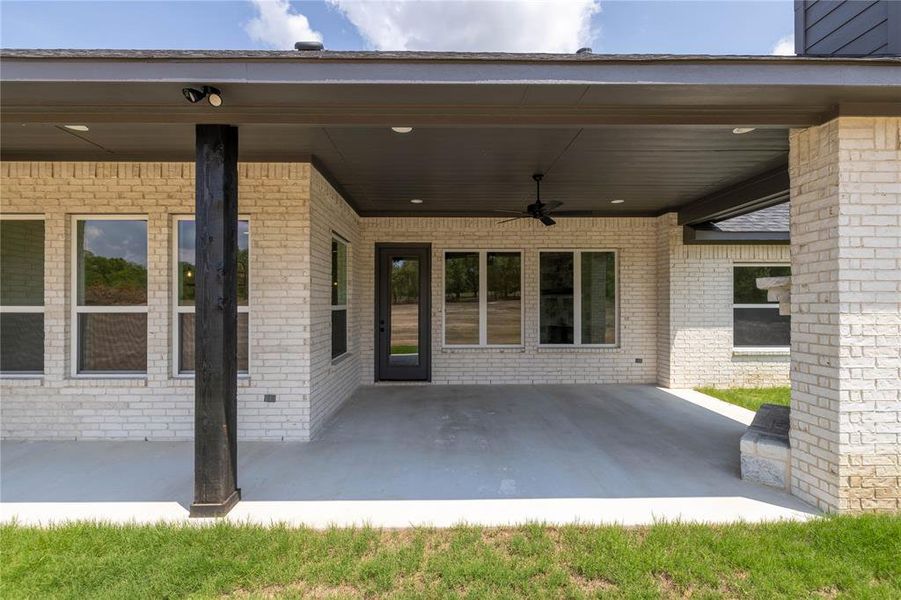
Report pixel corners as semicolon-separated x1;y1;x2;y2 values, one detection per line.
789;117;901;513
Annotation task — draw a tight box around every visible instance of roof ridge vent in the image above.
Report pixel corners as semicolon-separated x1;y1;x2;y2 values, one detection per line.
295;41;324;51
576;47;592;54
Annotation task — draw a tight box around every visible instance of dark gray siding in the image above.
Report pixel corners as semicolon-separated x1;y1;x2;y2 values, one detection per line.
795;0;900;56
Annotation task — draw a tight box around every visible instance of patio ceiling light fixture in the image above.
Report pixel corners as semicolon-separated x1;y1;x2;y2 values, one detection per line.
391;127;413;134
181;86;223;107
410;199;423;204
732;127;756;135
63;125;90;132
611;199;625;204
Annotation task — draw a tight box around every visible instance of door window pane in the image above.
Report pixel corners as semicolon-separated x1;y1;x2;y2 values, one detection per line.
734;308;791;347
487;252;521;345
1;220;44;306
390;256;419;365
177;312;249;373
540;252;574;344
78;313;147;373
581;252;616;345
445;252;479;345
0;313;43;373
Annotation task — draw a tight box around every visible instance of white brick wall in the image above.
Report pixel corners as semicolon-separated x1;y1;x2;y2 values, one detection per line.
356;217;659;384
1;162;314;441
308;170;361;437
1;160;800;442
657;213;792;388
789;117;901;513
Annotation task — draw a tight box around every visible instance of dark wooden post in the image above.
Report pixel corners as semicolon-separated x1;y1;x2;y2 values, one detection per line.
190;124;240;517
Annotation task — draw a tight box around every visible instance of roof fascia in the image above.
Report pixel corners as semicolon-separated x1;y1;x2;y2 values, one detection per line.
682;226;790;245
677;166;790;226
3;55;900;87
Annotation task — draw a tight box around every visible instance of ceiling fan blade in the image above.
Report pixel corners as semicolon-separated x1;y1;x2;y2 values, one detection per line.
542;200;563;211
539;215;556;227
498;216;530;224
491;209;530;215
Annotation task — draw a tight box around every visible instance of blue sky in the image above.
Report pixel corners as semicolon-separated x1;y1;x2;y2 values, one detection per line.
0;1;796;55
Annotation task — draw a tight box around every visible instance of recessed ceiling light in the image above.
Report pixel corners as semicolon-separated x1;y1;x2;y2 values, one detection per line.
732;127;756;135
63;125;89;132
410;198;423;204
611;199;625;204
392;126;413;134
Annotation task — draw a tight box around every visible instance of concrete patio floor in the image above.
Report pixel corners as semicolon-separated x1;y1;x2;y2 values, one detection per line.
1;385;817;527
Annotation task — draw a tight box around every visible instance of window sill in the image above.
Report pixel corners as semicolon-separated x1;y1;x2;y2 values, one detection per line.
442;346;525;353
537;345;620;352
0;375;44;386
732;347;790;357
67;376;149;387
331;352;353;366
171;374;253;387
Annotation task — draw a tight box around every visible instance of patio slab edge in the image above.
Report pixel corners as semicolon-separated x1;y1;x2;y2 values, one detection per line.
1;496;817;528
657;388;756;426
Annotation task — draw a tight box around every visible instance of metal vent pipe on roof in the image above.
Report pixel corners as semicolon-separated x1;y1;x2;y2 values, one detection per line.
295;41;324;51
576;47;592;54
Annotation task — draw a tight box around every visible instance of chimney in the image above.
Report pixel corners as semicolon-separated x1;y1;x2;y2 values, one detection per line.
794;0;900;56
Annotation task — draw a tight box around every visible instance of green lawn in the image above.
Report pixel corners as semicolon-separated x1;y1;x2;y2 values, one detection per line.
390;345;419;355
3;516;900;599
696;386;791;413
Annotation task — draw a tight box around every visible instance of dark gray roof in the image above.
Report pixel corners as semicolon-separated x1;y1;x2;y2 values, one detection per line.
707;202;789;233
2;48;900;64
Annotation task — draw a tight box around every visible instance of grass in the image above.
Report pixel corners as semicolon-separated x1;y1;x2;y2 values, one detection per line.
390;345;419;355
696;386;791;413
3;516;900;599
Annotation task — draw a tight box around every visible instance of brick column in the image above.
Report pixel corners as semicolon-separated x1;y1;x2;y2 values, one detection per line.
789;117;901;513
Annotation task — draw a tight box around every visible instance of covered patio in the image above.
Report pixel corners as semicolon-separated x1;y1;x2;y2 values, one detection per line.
1;49;899;517
1;385;815;526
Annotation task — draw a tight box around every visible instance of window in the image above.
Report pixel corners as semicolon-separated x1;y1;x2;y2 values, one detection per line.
733;265;790;349
73;217;148;375
174;216;249;374
1;217;45;375
331;235;348;359
444;251;522;346
539;251;616;346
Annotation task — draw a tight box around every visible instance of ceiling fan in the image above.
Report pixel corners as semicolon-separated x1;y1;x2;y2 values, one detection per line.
495;173;564;226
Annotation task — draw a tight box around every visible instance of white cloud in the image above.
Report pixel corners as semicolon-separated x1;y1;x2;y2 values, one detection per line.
770;34;794;56
327;0;600;53
245;0;323;49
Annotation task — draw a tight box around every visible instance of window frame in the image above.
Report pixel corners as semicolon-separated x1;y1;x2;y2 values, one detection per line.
70;214;149;378
172;214;251;377
442;249;524;348
331;232;349;361
0;214;46;377
732;263;790;352
538;249;619;348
